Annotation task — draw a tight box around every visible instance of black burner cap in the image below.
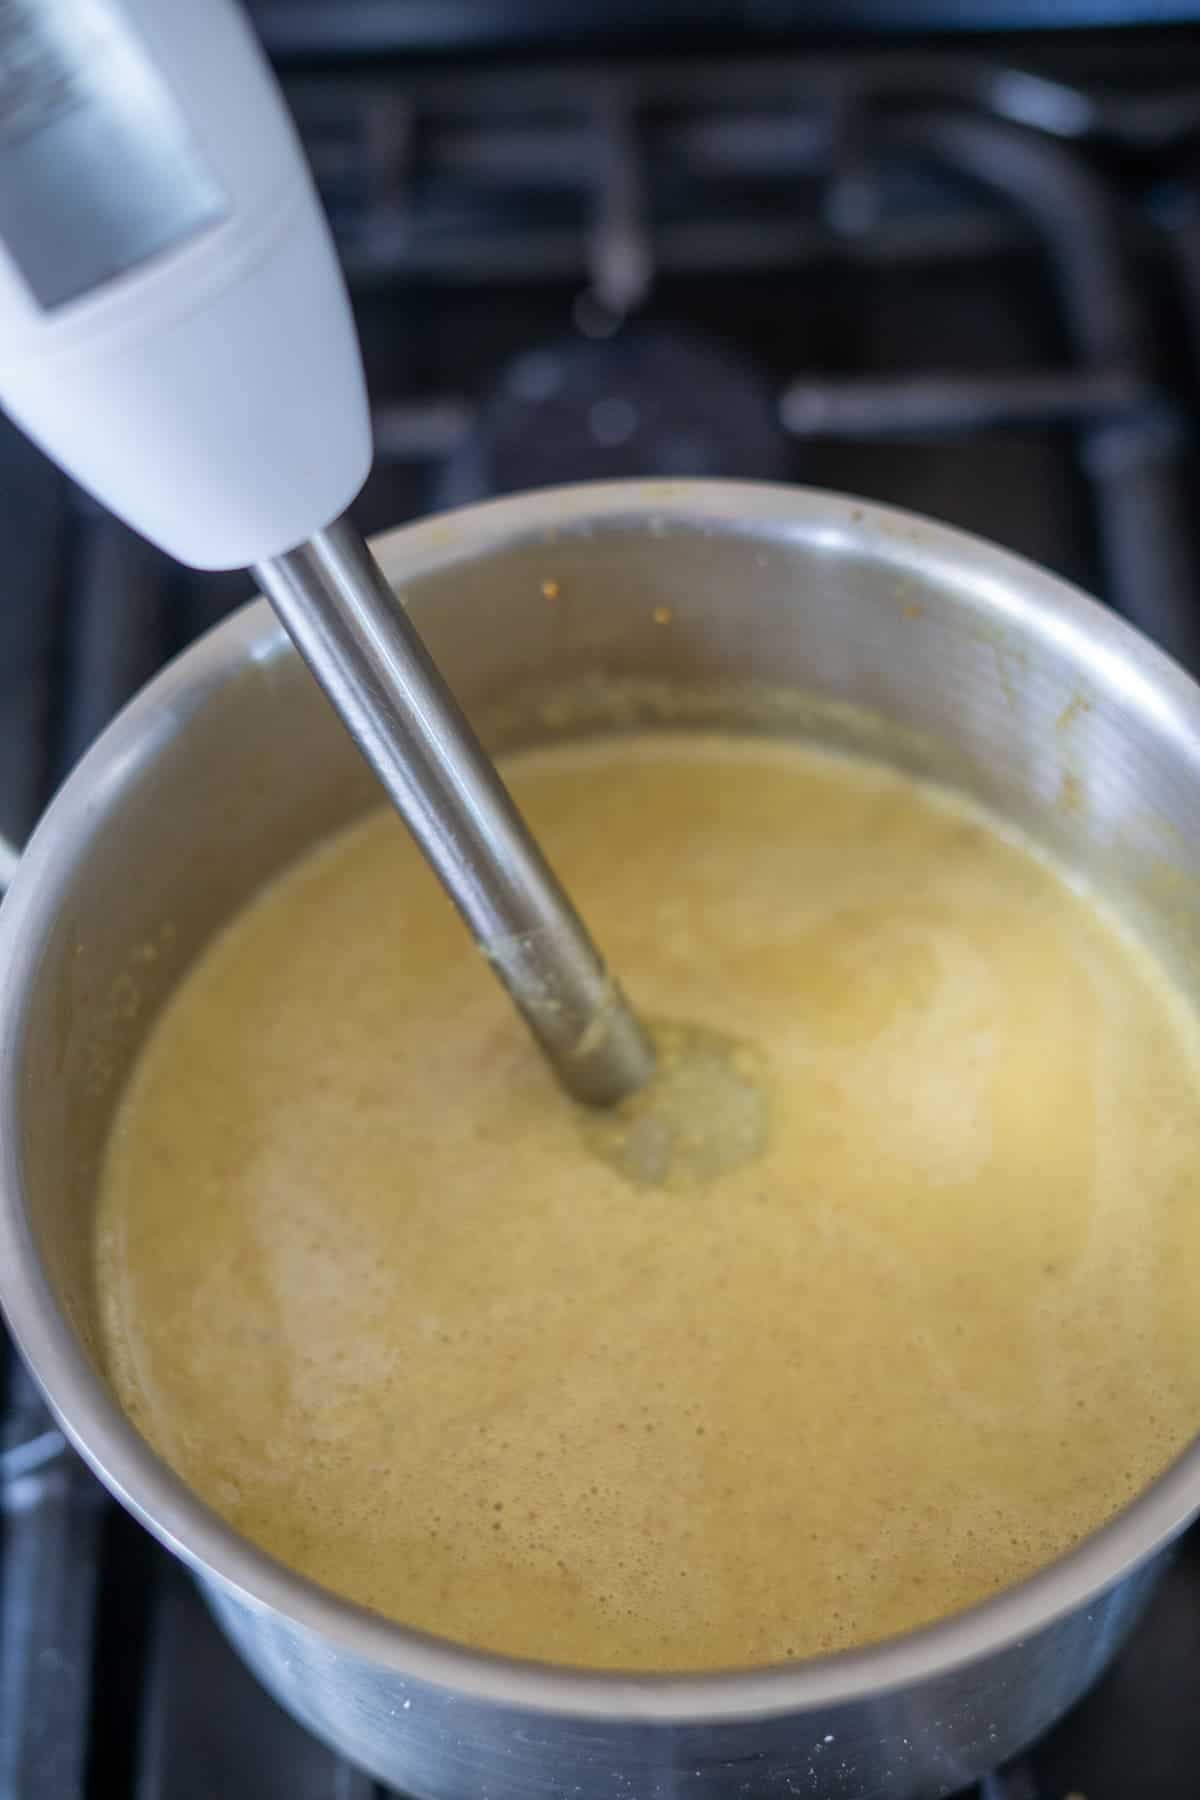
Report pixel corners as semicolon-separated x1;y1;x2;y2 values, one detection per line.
437;325;790;509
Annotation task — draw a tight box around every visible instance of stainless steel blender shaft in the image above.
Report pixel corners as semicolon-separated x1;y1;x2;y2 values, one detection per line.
255;514;655;1107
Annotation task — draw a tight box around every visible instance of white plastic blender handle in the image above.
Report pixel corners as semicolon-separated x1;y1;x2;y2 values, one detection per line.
0;0;371;570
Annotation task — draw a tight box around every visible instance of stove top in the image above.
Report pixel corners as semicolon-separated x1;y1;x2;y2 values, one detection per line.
3;29;1200;1800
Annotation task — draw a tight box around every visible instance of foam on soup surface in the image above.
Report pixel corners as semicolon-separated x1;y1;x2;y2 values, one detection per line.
95;734;1200;1670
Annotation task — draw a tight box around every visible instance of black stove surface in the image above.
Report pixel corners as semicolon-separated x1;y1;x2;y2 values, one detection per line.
3;28;1200;1800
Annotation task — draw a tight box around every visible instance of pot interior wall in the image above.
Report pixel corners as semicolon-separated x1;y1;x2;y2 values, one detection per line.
16;505;1200;1381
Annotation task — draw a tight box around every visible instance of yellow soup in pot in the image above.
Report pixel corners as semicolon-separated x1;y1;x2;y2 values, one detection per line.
95;733;1200;1671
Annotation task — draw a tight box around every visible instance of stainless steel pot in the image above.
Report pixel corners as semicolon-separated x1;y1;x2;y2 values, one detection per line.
3;480;1200;1800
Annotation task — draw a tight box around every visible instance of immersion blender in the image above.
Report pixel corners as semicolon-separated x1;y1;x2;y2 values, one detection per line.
0;0;653;1106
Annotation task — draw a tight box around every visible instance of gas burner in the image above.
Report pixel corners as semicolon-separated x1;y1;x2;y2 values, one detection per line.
436;325;791;509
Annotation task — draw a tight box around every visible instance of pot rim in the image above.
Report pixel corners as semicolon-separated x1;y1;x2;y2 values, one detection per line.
2;477;1199;1723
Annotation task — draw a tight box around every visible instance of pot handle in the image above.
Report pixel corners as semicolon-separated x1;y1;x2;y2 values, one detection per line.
0;835;19;896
